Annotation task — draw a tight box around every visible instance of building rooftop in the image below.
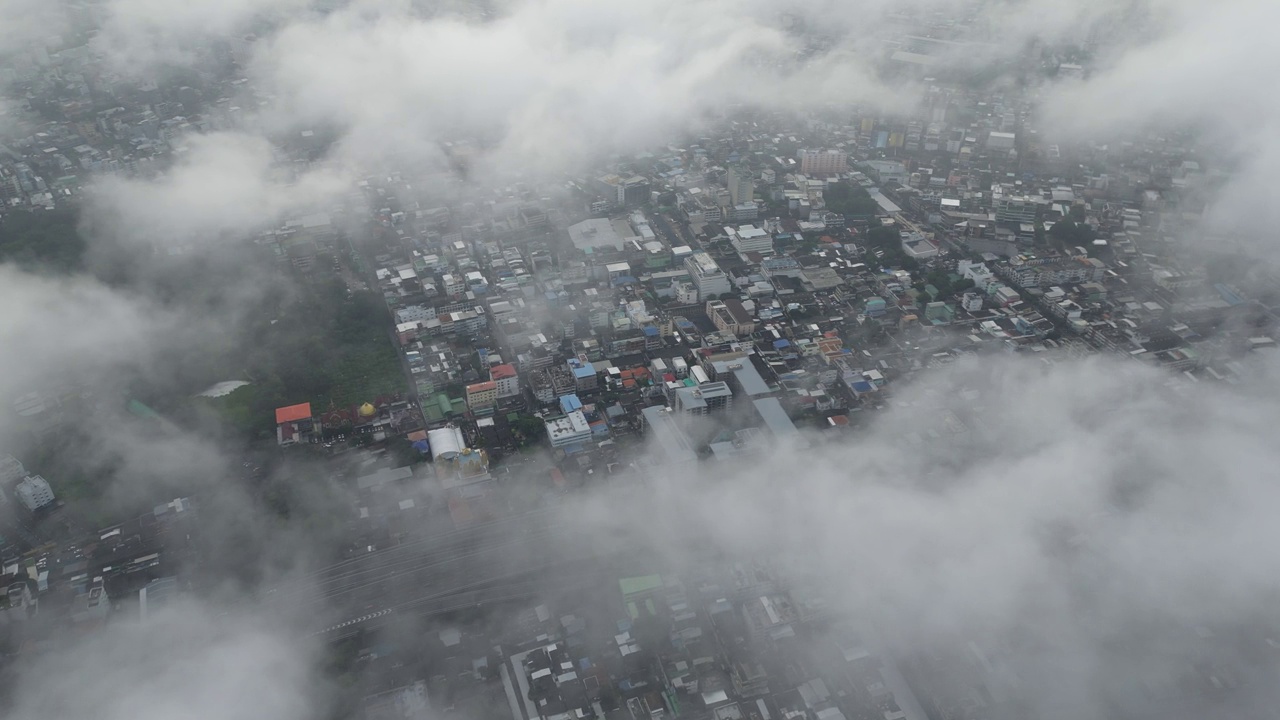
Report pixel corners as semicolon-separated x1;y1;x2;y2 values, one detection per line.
546;410;590;440
753;398;809;448
569;359;596;379
687;251;724;276
567;218;627;251
714;360;771;397
357;466;414;491
641;406;698;464
275;403;312;424
490;363;517;380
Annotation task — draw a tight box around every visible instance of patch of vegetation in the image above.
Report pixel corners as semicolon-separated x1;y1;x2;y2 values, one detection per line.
0;208;86;272
510;415;546;446
824;181;879;218
1048;216;1096;251
916;268;975;300
200;279;406;440
864;225;920;271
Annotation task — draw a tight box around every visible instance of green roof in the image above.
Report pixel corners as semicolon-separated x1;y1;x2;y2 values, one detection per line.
127;399;163;421
619;574;664;598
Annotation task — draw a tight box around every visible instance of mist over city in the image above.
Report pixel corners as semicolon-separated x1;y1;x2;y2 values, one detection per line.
0;2;1277;720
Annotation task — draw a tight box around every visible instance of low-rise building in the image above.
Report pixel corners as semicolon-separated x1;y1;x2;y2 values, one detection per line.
545;410;592;449
465;381;497;415
902;233;939;260
0;454;25;485
800;149;848;177
274;402;315;447
728;224;772;255
708;298;756;337
568;357;598;392
674;381;734;417
489;363;520;399
529;369;556;404
640;405;699;465
15;474;54;510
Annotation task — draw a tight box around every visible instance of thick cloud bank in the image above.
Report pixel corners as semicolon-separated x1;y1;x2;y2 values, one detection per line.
1;0;1278;718
576;354;1280;720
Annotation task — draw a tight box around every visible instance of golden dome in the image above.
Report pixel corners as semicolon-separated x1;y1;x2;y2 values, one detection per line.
358;402;376;417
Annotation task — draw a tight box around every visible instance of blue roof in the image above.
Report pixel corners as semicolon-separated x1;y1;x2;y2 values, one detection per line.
1214;283;1245;306
643;326;660;336
851;380;874;393
571;364;596;379
773;339;791;349
559;394;583;414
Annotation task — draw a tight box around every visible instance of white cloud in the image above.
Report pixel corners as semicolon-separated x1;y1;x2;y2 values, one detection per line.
567;354;1280;717
87;132;348;247
8;602;319;720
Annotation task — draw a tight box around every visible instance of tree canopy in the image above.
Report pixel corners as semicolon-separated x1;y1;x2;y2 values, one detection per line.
1048;218;1096;249
862;225;920;271
198;280;406;440
824;181;880;218
0;208;86;272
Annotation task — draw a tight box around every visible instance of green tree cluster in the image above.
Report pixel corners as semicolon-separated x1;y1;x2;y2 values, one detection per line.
863;225;920;271
1048;218;1096;249
916;268;975;299
824;181;880;218
510;416;546;445
202;280;406;440
0;209;86;271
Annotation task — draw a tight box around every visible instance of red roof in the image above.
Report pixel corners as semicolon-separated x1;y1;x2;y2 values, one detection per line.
275;403;312;424
489;363;517;380
449;496;474;527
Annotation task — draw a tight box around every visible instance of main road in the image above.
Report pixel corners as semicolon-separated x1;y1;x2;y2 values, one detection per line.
268;508;606;639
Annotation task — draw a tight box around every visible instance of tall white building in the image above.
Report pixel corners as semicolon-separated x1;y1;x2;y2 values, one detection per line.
684;252;732;300
800;149;848;177
727;166;755;206
15;475;53;511
0;455;24;485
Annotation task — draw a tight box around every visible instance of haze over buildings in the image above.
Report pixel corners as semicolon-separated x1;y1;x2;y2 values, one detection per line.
0;2;1279;720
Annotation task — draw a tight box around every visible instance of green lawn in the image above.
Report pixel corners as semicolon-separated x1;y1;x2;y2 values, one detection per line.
199;279;407;439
